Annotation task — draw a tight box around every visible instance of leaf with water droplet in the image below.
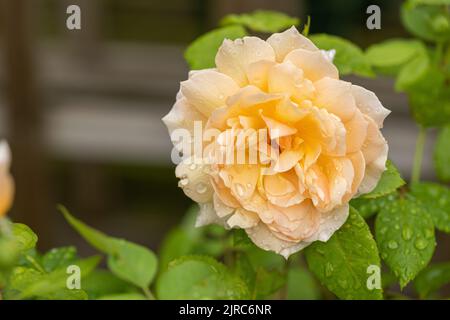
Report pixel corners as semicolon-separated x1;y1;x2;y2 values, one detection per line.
375;196;436;289
305;207;382;300
361;160;405;199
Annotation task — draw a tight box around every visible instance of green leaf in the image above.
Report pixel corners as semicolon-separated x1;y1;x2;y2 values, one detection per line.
184;26;247;70
401;1;450;42
0;237;20;269
365;39;426;75
106;238;157;289
414;262;450;299
350;193;399;219
408;84;450;127
41;247;77;273
232;252;256;296
375;196;436;288
97;293;146;300
253;267;286;299
287;266;321;300
61;207;158;289
361;160;405;199
395;51;430;91
158;228;195;272
434;126;450;182
410;0;450;5
9;256;100;300
12;223;38;252
410;182;450;233
310;34;374;77
305;208;383;300
82;270;138;299
220;10;299;33
156;255;250;299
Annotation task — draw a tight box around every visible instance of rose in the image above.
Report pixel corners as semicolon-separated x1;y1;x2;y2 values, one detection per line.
163;26;390;258
0;141;14;218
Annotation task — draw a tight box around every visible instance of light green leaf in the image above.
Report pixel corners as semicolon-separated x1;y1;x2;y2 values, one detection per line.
156;255;250;299
395;51;430;91
98;293;146;300
0;237;20;268
158;228;195;272
375;196;436;288
184;26;247;70
232;252;256;296
61;207;158;289
254;267;286;299
401;1;450;42
414;262;450;299
310;34;374;77
434;126;450;182
106;238;158;289
350;193;399;219
12;223;38;252
41;246;77;273
305;208;383;300
287;266;321;300
410;0;450;4
220;10;299;33
410;182;450;233
365;39;426;74
362;160;405;199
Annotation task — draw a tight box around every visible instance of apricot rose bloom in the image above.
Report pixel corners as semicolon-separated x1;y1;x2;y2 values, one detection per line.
163;27;390;258
0;141;14;218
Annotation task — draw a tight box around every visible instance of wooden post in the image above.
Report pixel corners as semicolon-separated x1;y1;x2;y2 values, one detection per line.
1;0;53;248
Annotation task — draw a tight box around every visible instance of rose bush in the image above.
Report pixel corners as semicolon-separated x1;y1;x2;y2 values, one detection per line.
163;26;390;258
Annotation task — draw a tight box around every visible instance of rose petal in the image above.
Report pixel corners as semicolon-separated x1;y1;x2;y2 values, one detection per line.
284;49;338;82
351;85;391;128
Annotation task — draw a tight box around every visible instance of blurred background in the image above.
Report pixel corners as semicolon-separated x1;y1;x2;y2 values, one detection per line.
0;0;446;263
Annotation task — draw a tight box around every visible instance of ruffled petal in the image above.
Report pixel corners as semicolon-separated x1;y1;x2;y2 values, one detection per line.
284;49;338;82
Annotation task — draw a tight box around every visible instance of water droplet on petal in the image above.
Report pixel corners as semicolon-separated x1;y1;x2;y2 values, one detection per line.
196;182;208;194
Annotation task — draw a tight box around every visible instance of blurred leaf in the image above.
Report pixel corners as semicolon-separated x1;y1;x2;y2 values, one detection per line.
41;247;77;273
83;270;138;299
411;0;450;4
310;34;374;77
414;262;450;299
12;223;38;252
287;266;321;300
220;10;299;33
0;237;20;269
254;267;286;299
410;182;450;233
350;193;399;219
434;126;450;181
156;255;249;299
232;252;256;295
159;228;195;272
184;26;247;70
375;196;436;288
361;161;405;199
395;51;430;91
401;1;450;42
365;39;426;75
61;207;158;289
7;256;100;300
97;293;146;300
305;208;382;300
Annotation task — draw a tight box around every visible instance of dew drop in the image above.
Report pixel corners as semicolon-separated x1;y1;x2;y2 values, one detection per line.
325;262;334;277
178;174;189;187
196;182;208;194
189;163;197;171
414;238;428;250
402;226;412;241
387;240;398;250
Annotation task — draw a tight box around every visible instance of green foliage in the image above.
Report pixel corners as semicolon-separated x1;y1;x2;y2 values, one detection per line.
156;255;250;299
361;161;405;199
82;270;139;299
411;182;450;233
305;208;382;300
401;1;450;43
434;125;450;181
414;262;450;298
184;26;247;70
365;39;426;74
350;193;399;219
287;266;321;300
375;196;436;288
12;223;38;252
220;10;299;33
41;247;77;273
310;34;374;77
61;207;158;289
